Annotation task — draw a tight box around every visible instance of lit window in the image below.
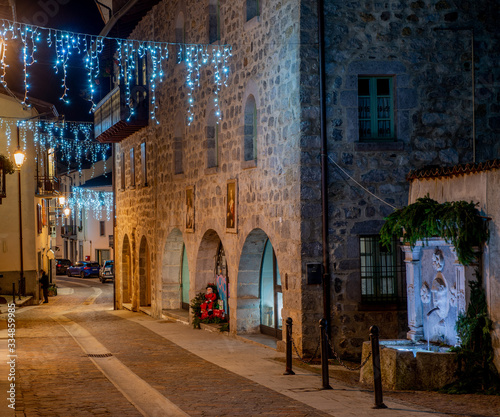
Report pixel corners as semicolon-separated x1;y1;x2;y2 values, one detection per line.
358;77;394;141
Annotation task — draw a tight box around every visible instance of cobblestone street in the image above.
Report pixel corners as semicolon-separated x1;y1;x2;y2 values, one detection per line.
1;277;497;417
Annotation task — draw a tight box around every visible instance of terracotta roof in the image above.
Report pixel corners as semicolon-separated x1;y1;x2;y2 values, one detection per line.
407;159;500;181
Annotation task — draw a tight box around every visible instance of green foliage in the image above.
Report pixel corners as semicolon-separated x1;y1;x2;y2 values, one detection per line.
380;196;488;265
441;273;500;394
0;154;15;175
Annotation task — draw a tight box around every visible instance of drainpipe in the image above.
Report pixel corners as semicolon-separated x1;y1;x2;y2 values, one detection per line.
112;144;116;310
318;0;331;335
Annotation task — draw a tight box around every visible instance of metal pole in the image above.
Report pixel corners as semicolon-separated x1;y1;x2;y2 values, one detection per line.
320;319;332;389
284;317;295;375
17;127;25;298
12;283;15;305
318;0;331;341
370;325;387;409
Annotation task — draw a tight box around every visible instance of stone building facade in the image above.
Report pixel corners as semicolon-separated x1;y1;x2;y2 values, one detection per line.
101;0;499;359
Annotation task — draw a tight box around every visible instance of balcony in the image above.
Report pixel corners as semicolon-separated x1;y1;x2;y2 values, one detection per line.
94;85;149;143
36;176;60;197
61;225;77;238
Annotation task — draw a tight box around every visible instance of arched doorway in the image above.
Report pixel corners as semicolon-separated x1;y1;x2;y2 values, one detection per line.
260;239;282;338
139;236;151;307
181;245;190;309
237;229;282;338
196;230;229;320
161;229;189;310
122;234;131;304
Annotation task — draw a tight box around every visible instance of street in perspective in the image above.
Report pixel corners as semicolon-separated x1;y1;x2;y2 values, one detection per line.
1;0;500;416
0;275;497;417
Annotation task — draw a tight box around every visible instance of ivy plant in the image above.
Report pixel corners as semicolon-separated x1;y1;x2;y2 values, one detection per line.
0;154;15;175
380;196;488;265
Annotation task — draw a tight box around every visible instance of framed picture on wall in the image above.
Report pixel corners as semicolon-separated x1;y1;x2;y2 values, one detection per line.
0;160;5;199
226;179;237;233
186;186;194;232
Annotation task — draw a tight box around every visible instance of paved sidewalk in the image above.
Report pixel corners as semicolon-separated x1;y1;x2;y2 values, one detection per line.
5;282;453;417
69;309;448;417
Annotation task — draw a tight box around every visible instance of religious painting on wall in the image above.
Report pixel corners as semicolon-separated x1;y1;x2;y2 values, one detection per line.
226;179;237;232
186;186;194;232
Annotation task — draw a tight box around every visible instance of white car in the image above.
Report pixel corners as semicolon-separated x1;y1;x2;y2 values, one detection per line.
99;260;114;283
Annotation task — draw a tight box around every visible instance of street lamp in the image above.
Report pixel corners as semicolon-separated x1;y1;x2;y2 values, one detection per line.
58;195;66;206
13;146;26;297
13;148;25;168
63;207;71;217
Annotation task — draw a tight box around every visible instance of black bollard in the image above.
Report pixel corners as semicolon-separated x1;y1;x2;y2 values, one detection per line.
12;282;16;305
283;317;295;375
320;319;332;390
370;325;387;409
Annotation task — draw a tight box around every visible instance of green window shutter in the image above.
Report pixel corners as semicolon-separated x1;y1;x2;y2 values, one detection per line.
358;77;394;141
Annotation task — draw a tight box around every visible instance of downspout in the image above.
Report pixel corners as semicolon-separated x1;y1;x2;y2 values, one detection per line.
112;144;116;310
318;0;331;334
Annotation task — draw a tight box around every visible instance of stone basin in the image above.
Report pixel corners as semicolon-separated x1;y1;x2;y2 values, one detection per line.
359;339;457;391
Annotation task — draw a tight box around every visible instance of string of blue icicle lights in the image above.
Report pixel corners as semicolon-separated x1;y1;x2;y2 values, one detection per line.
0;20;232;125
68;188;113;222
0;118;110;175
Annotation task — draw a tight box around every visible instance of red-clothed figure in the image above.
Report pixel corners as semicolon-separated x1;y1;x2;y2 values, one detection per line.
200;287;217;318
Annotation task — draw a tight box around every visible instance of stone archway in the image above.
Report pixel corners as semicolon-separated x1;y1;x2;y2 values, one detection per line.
139;236;151;307
237;229;278;335
122;234;132;304
161;228;185;310
196;229;223;292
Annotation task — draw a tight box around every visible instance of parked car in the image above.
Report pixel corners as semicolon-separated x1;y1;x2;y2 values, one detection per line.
56;259;72;275
99;260;114;283
67;261;101;278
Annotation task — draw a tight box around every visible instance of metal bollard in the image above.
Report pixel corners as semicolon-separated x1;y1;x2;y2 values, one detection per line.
370;325;387;409
283;317;295;375
320;318;332;390
12;282;16;305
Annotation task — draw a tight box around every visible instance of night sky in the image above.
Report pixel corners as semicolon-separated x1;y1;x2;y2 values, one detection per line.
7;0;104;121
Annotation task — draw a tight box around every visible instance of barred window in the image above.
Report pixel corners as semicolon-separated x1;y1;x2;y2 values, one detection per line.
358;77;394;141
360;235;406;303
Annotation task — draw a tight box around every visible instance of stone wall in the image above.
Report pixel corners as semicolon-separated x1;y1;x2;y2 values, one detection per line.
113;0;308;347
299;0;500;359
111;0;499;359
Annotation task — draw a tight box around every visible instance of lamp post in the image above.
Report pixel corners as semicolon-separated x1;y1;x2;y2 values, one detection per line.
13;143;26;297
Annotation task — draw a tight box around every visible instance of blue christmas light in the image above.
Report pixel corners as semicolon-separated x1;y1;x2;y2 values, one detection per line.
0;19;232;125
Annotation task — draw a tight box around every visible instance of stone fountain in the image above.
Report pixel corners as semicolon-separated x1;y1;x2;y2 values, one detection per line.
360;238;475;390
